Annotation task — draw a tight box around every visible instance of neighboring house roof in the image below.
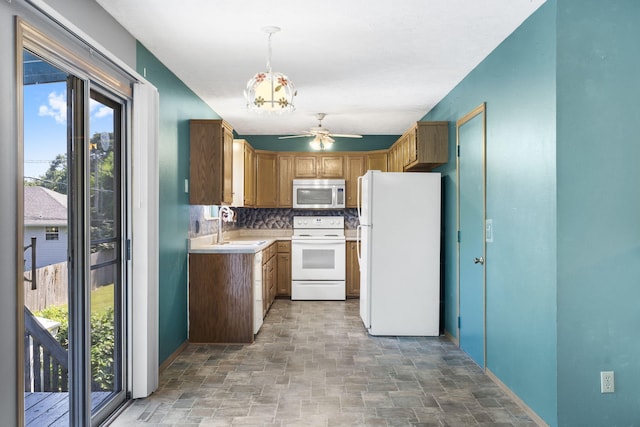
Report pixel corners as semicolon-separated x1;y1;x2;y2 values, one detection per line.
24;186;67;227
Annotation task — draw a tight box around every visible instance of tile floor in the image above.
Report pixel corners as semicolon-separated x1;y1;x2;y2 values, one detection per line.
109;299;538;427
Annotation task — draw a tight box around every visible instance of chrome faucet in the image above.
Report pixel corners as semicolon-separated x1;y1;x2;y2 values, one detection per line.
217;206;235;244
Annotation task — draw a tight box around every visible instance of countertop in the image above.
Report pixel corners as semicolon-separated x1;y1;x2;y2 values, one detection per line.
188;228;358;254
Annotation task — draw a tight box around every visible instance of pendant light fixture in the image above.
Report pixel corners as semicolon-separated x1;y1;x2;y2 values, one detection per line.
245;26;296;113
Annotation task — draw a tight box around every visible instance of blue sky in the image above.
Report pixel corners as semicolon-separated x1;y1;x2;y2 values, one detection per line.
24;81;114;179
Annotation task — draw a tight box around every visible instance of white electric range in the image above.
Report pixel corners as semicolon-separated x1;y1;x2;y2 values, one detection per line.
291;216;346;300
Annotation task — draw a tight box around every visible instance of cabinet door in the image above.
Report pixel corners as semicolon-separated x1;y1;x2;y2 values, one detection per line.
277;155;294;207
367;151;388;172
413;121;449;169
404;129;417;167
190;120;227;205
244;144;255;206
318;155;344;178
294;155;317;178
222;124;234;204
262;261;269;316
269;256;276;306
276;241;291;296
387;143;397;172
346;241;360;297
345;155;365;208
256;152;277;207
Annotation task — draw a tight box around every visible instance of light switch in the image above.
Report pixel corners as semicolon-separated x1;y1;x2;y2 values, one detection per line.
486;219;493;243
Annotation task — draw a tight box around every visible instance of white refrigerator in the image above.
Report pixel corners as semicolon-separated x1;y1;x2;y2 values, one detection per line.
357;170;441;336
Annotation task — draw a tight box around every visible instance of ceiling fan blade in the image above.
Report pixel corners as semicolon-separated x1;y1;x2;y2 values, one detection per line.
278;134;312;139
328;133;363;138
322;135;335;143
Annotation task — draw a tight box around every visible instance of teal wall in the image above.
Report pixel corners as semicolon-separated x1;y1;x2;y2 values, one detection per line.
237;134;396;152
133;1;640;425
136;43;220;363
424;1;557;424
556;1;640;425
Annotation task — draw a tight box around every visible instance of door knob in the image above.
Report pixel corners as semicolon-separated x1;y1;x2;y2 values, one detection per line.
473;257;485;265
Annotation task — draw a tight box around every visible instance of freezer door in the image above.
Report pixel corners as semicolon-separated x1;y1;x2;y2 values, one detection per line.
358;225;371;329
358;171;372;225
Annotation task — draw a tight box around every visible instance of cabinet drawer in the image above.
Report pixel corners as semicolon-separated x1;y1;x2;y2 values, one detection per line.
277;241;291;253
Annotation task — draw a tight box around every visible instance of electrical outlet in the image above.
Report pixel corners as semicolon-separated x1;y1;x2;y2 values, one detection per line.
600;371;614;393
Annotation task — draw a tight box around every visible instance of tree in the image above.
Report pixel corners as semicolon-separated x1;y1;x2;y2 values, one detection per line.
35;153;68;194
27;132;117;245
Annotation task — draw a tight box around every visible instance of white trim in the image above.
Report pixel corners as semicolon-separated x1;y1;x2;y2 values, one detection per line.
130;81;159;398
26;0;144;85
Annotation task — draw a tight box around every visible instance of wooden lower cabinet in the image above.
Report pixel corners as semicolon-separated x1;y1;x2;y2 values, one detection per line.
189;253;254;343
262;242;278;316
276;241;291;296
346;240;360;297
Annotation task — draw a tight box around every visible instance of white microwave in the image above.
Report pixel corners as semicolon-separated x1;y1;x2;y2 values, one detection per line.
292;179;345;209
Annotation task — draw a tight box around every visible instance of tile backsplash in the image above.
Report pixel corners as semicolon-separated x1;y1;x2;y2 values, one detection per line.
189;206;359;237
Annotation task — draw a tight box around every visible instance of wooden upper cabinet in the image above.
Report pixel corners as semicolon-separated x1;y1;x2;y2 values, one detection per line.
277;154;294;207
345;155;365;208
294;156;317;178
255;151;277;207
367;151;388;172
244;142;256;206
318;155;345;178
232;139;255;207
189;119;233;205
293;154;345;179
404;121;449;171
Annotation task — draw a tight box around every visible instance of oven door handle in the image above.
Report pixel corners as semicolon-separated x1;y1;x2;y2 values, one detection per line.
292;240;345;245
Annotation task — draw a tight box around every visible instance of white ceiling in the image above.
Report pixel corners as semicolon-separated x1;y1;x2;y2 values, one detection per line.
97;0;545;137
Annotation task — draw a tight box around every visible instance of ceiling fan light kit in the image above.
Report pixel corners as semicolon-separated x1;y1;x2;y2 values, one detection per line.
279;113;362;151
245;26;296;114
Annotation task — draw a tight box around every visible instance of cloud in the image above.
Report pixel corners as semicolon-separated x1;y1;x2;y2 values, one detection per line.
38;92;66;124
90;99;113;120
38;93;113;125
94;106;113;118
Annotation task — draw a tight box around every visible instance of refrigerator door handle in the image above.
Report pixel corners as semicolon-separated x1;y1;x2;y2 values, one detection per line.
357;175;363;220
356;225;362;266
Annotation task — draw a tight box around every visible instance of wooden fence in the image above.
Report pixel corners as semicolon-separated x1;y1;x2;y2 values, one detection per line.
24;249;115;312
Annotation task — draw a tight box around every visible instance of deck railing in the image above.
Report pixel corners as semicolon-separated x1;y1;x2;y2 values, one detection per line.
24;306;68;392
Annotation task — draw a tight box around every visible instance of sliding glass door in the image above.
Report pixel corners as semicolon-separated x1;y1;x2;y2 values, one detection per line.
22;47;127;426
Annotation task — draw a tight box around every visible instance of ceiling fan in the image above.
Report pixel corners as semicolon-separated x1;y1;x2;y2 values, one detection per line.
278;113;362;150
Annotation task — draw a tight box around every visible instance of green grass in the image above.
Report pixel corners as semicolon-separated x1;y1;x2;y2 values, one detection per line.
91;284;114;313
35;284;114;316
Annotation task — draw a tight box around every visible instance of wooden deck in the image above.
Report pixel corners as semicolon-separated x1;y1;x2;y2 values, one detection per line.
25;392;112;426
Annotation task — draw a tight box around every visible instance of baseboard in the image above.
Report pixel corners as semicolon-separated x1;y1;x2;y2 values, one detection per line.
444;329;459;346
486;368;548;427
442;333;547;426
159;340;189;373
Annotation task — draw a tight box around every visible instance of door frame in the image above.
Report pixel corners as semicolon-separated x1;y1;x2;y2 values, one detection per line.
456;102;487;369
16;17;132;426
